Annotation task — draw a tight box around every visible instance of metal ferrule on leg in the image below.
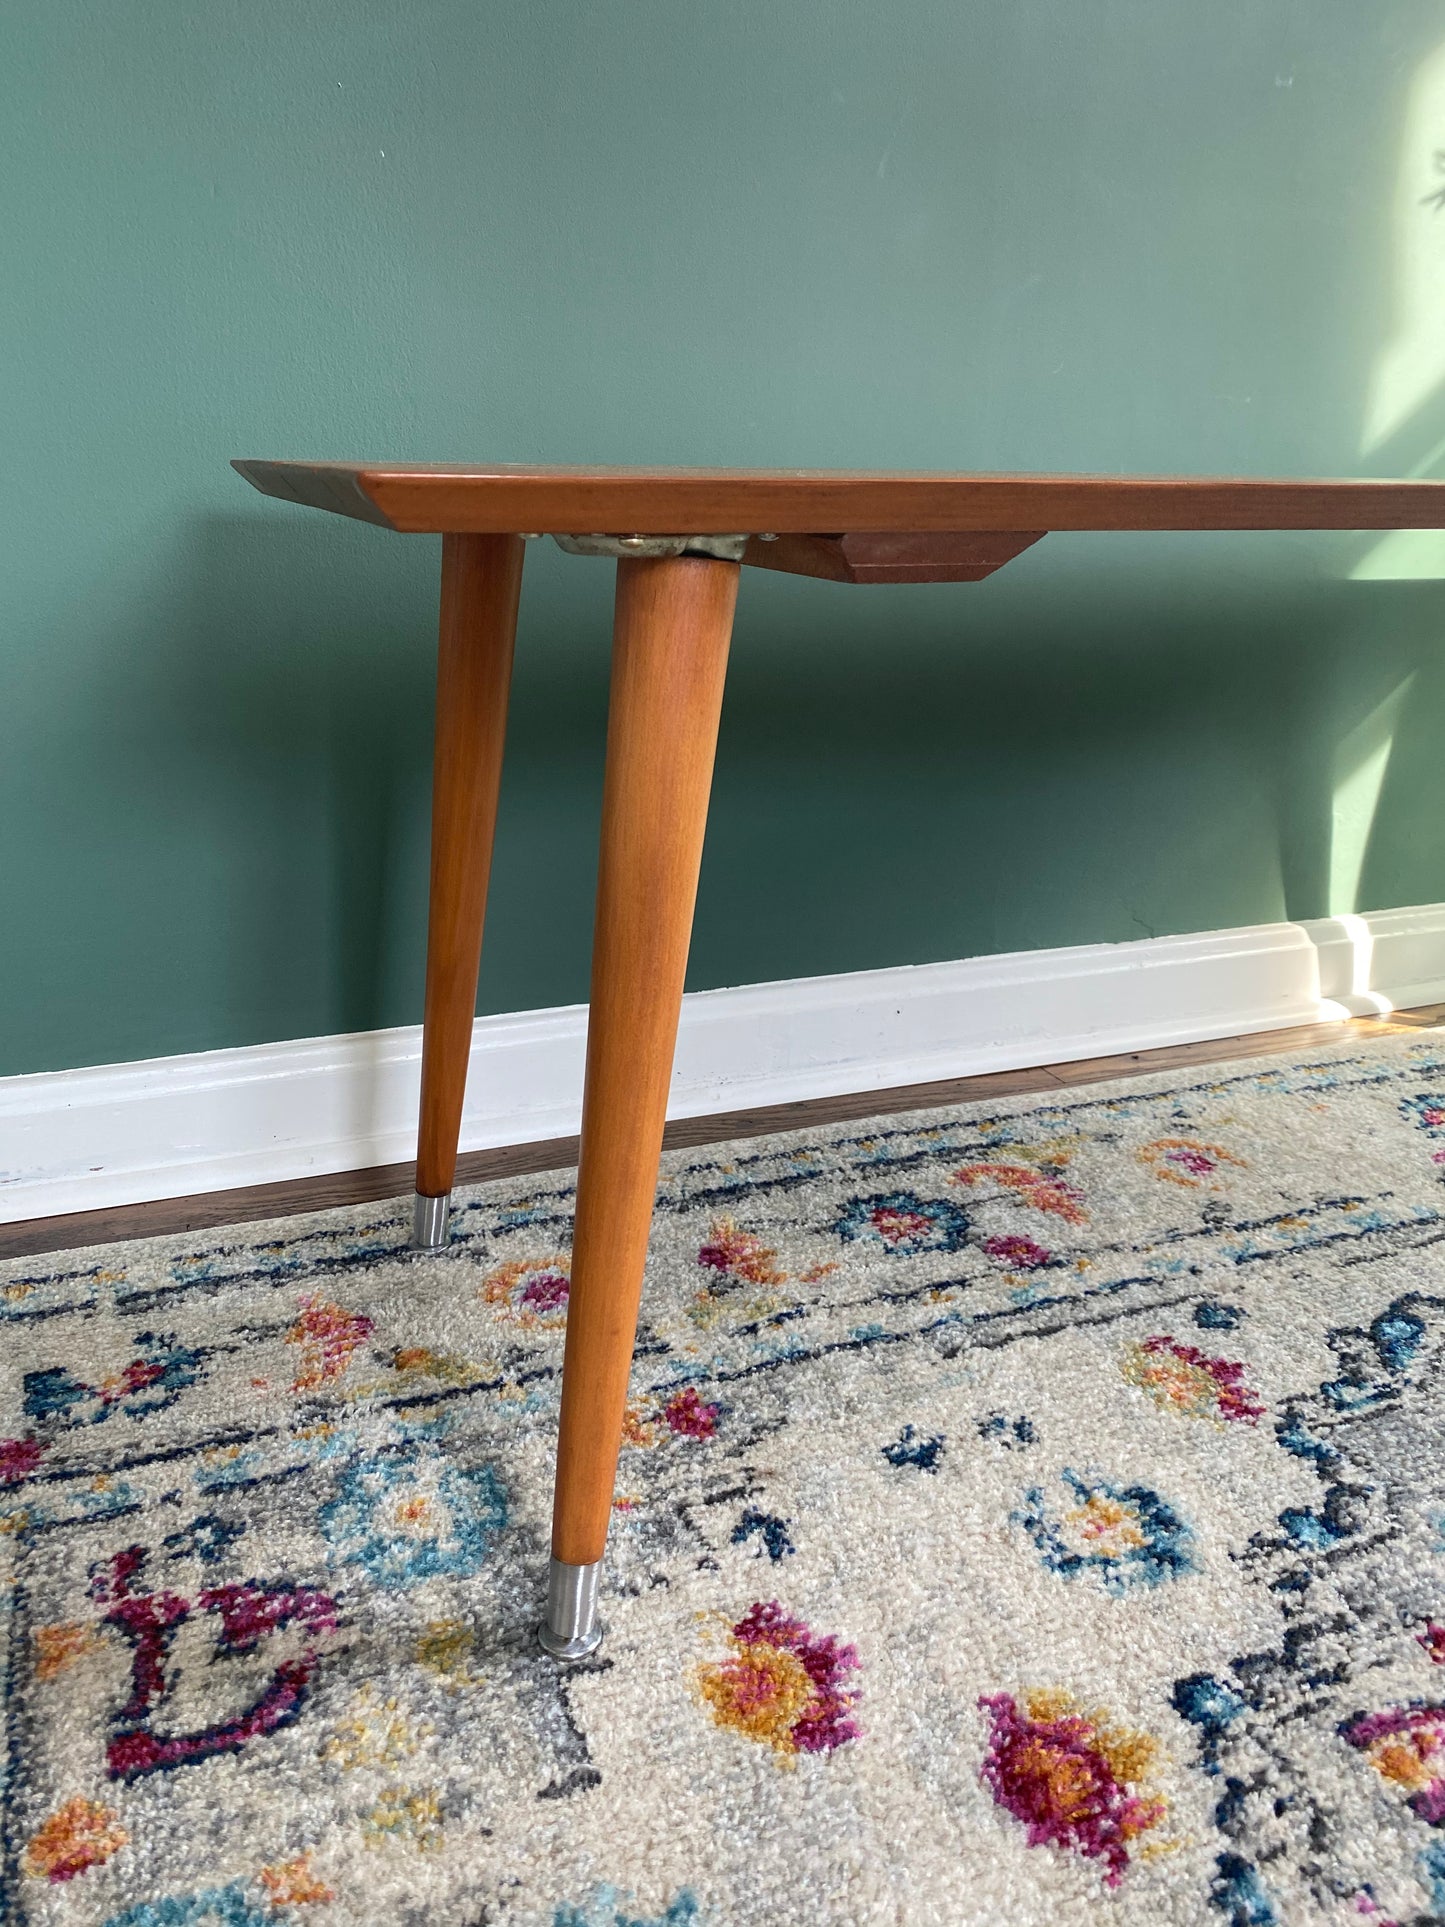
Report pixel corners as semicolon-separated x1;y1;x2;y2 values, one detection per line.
539;1557;602;1661
411;1191;451;1251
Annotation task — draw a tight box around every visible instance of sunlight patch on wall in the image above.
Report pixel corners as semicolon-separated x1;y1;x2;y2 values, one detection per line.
1351;428;1445;577
1314;911;1393;1016
1351;528;1445;580
1361;40;1445;456
1328;675;1415;914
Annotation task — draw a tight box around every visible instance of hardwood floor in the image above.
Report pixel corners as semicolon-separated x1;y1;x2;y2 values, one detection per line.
3;1003;1441;1263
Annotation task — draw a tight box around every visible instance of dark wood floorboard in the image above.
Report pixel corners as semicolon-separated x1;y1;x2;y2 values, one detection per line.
4;1004;1441;1262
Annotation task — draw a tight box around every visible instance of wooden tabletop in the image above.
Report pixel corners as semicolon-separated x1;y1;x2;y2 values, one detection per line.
233;461;1445;536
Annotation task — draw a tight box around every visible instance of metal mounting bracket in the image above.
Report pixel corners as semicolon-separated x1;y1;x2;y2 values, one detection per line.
552;533;753;562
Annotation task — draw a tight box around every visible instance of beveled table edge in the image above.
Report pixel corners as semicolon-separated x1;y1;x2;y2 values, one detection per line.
232;459;1445;536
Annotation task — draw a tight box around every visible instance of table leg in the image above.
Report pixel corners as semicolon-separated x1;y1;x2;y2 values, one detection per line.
540;553;739;1658
412;533;526;1249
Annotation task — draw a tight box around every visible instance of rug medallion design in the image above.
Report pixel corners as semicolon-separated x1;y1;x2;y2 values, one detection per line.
6;1034;1445;1923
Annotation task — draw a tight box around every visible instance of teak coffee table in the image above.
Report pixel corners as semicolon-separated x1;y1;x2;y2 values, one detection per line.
234;460;1445;1657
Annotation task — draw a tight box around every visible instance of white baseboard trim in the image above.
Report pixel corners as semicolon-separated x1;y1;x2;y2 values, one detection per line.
3;905;1443;1225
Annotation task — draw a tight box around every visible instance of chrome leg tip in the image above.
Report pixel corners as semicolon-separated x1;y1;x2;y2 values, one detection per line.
538;1620;604;1662
411;1192;451;1250
539;1556;602;1662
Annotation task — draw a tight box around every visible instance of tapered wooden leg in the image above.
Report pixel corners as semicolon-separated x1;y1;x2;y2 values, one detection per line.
412;533;525;1248
540;553;739;1657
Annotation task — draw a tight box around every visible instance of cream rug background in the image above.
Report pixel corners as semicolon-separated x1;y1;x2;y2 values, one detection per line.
5;1033;1445;1925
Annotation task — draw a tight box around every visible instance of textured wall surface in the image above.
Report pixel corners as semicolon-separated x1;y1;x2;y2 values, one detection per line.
4;0;1445;1076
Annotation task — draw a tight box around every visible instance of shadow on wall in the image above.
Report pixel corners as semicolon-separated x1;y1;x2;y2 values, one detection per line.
698;546;1445;988
1266;583;1445;926
83;511;613;1059
92;512;438;1047
78;509;1445;1065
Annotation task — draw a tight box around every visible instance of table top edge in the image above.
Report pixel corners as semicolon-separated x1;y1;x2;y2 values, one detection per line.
231;459;1445;534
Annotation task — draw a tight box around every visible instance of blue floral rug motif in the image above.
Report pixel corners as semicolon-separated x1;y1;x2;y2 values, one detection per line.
7;1032;1445;1922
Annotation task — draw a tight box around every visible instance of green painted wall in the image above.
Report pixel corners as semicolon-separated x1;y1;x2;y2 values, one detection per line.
5;0;1445;1077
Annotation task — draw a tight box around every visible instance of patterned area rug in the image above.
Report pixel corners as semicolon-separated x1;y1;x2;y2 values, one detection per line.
8;1034;1445;1925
